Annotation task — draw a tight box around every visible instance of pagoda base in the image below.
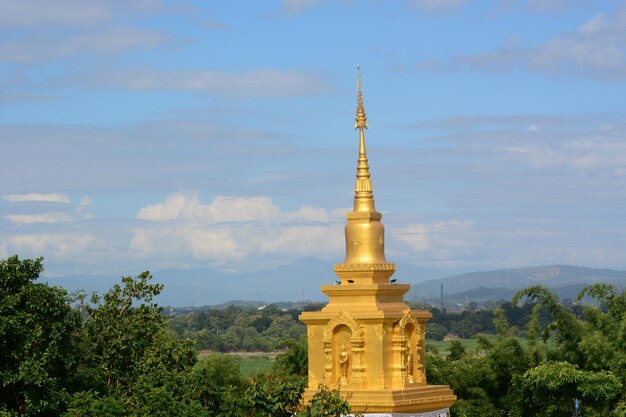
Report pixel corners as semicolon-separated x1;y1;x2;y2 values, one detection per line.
348;410;450;417
303;385;455;414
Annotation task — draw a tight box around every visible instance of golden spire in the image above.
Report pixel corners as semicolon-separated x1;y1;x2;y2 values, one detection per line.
353;65;375;213
355;65;368;130
335;65;392;269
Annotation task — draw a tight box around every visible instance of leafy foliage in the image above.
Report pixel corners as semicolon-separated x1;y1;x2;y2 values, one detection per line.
298;385;351;417
512;361;622;417
272;335;308;377
0;256;81;416
0;256;354;417
169;303;306;353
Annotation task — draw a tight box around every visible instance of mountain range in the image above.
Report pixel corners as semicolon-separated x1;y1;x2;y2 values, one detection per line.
45;261;626;307
407;265;626;306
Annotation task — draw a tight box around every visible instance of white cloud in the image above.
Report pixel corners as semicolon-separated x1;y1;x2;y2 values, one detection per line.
406;3;626;79
137;193;340;224
3;193;70;203
78;196;94;209
131;226;243;262
82;68;330;98
0;0;112;28
0;0;169;28
287;206;331;222
4;212;73;225
259;225;342;257
77;196;95;220
0;27;166;63
131;222;343;268
495;131;626;175
138;194;281;223
8;233;98;257
132;193;345;268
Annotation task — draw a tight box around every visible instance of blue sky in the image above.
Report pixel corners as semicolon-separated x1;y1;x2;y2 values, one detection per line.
1;0;626;282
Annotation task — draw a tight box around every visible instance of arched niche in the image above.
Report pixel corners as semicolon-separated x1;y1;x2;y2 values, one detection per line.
323;311;363;386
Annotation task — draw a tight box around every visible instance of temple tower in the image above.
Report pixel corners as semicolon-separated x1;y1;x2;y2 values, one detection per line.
299;68;456;415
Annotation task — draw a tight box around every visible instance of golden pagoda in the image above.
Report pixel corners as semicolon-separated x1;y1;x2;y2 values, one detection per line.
299;68;456;415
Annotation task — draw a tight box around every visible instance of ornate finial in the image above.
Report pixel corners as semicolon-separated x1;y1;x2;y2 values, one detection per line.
353;66;374;212
355;65;368;130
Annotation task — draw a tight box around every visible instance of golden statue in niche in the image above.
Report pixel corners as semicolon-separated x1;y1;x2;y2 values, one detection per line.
299;68;456;415
339;344;349;384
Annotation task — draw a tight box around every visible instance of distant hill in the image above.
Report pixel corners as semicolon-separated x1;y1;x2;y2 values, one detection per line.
46;258;334;307
44;258;445;307
407;265;626;303
45;262;626;308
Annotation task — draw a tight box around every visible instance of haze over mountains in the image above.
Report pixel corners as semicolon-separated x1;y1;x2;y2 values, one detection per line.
45;260;626;307
408;265;626;306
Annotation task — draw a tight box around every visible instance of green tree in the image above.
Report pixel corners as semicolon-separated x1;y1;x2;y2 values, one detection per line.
511;361;622;417
452;319;480;339
0;256;81;416
447;340;466;361
426;322;448;341
189;354;245;417
512;286;584;365
525;304;544;367
297;385;351;417
272;335;308;377
244;373;304;417
514;284;626;414
70;271;197;414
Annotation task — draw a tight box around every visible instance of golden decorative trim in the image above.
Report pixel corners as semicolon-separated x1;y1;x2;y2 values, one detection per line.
374;323;386;341
334;262;396;272
322;311;363;341
354;65;368;130
396;309;419;336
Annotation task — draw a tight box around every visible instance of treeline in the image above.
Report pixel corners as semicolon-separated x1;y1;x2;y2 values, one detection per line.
0;256;348;417
428;286;626;416
169;298;551;352
420;301;553;340
167;304;307;352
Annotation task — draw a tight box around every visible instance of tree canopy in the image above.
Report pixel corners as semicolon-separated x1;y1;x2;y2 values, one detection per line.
0;256;351;417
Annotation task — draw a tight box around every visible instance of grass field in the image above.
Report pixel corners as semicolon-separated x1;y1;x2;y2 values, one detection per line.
204;335;547;377
239;353;276;377
197;351;279;377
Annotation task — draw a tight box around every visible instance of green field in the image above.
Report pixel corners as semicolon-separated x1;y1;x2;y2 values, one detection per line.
208;335;549;377
239;354;276;377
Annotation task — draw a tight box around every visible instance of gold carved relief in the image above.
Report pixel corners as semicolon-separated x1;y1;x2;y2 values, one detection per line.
397;309;419;335
333;262;396;272
322;311;363;342
374;323;386;341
